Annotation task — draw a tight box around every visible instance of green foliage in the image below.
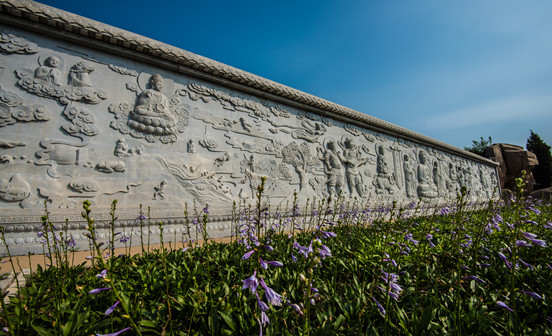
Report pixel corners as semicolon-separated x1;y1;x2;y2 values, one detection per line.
464;136;493;156
0;196;551;335
527;130;552;189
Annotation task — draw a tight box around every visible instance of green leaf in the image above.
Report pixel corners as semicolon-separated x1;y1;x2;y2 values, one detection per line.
219;311;237;332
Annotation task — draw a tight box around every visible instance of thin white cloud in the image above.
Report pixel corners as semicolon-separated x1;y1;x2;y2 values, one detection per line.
422;95;552;130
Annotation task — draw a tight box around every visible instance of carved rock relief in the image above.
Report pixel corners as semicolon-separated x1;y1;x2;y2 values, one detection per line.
417;150;438;198
374;145;395;195
339;137;370;197
0;174;31;202
319;138;345;196
109;74;189;143
281;141;320;191
68;180;99;193
15;56;107;105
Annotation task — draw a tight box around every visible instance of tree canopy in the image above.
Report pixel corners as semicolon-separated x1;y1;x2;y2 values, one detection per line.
464;136;493;156
526;130;552;189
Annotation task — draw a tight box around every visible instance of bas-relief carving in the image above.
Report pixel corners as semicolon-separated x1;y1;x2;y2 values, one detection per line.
153;180;167;200
403;154;417;198
0;86;50;127
340;138;369;197
417;150;438;198
156;156;233;203
281;141;320;191
0;140;25;149
109;74;189;143
96;160;126;173
114;138;143;157
0;26;500;235
68;180;99;193
187;83;267;118
374;145;395;195
320;138;344;196
0;33;39;54
268;117;327;143
34;139;91;178
0;174;30;202
15;56;107;105
61;106;99;138
108;64;138;77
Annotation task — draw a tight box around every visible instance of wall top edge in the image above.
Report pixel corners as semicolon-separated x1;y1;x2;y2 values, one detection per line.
0;0;497;166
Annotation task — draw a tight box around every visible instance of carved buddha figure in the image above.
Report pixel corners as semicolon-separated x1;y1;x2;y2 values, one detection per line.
417;151;437;198
128;74;177;136
34;56;62;85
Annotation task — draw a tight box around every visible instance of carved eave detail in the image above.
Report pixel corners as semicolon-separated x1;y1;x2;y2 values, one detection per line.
0;0;497;166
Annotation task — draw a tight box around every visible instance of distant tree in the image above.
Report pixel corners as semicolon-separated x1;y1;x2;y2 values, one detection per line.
464;136;493;156
526;130;552;189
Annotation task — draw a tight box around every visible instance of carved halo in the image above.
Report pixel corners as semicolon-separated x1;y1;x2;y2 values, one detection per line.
37;53;65;71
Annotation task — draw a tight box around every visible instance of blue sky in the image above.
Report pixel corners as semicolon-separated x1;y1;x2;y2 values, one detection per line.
42;0;552;150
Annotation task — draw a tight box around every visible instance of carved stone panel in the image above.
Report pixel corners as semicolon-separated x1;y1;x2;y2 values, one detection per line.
0;18;499;255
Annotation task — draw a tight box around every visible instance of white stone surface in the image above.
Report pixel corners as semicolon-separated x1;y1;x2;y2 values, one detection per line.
0;1;499;254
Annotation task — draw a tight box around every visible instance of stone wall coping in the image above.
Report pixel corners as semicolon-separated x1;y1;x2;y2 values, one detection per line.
0;0;497;166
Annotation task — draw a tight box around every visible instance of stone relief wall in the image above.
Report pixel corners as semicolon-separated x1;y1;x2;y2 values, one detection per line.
0;10;499;253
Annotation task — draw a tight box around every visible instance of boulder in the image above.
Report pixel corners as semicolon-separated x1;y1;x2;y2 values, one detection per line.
483;143;539;195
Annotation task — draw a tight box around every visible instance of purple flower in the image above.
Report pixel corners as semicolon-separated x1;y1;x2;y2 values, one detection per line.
291;253;297;262
256;292;269;312
527;238;547;247
262;245;274;251
96;269;108;279
522;231;537;239
372;297;386;315
516;240;532;247
518;259;533;269
259;277;282;306
289;303;303;315
202;205;210;214
497;301;513;312
242;271;259;294
89;287;112;294
105;301;120;315
242;250;255;260
498;252;511;270
319;230;337;239
260;311;270;326
266;261;283;267
96;327;131;336
259;257;268;270
518;290;543;300
462;276;485;283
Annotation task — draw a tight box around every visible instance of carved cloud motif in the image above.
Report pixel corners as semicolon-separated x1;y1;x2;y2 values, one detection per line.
0;86;50;127
0;33;39;54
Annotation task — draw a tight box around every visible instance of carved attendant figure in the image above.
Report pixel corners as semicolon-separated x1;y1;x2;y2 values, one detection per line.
340;138;367;197
322;140;344;195
128;74;177;136
34;56;62;85
403;154;417;198
375;145;395;195
68;61;93;87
